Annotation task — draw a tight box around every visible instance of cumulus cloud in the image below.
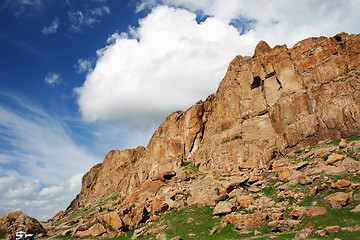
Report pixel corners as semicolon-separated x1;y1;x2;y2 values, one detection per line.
0;92;99;219
68;5;110;32
76;0;360;129
76;6;250;127
44;73;61;86
42;18;59;35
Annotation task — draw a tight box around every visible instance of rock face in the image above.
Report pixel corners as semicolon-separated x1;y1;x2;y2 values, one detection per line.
69;32;360;212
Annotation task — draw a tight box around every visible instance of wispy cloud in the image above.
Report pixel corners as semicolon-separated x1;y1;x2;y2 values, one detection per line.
0;0;42;16
68;5;110;32
0;92;99;220
75;59;92;73
42;18;59;35
44;73;61;86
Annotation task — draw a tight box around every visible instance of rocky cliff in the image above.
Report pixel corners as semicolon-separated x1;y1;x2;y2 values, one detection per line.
67;32;360;213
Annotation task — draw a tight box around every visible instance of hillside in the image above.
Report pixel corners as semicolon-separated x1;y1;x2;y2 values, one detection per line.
67;32;360;212
2;32;360;239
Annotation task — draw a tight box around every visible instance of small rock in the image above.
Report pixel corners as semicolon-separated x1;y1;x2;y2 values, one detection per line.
277;168;292;182
297;175;312;185
324;192;349;209
339;138;347;148
290;207;307;219
295;228;312;239
326;154;345;165
254;230;261;235
318;183;328;191
325;225;341;233
308;207;326;218
315;229;326;236
209;226;219;235
350;205;360;213
309;186;318;197
186;233;196;237
170;236;182;240
213;201;234;215
238;231;252;235
332;180;351;189
271;212;283;221
268;219;301;232
293;161;309;170
304;221;315;229
187;218;195;223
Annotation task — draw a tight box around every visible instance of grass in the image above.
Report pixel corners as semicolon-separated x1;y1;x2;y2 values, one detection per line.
182;161;200;174
220;136;242;145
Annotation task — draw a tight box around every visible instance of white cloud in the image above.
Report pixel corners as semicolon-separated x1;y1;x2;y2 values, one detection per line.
44;73;61;86
42;18;59;35
76;0;360;129
76;6;250;127
0;92;99;220
75;59;93;73
68;5;110;32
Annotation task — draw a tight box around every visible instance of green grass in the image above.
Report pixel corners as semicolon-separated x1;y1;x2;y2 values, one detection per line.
182;161;200;174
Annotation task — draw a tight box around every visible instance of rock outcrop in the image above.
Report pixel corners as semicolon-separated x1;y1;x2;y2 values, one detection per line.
67;32;360;213
0;211;46;237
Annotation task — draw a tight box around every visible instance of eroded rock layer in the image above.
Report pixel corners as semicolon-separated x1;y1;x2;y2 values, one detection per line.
69;32;360;211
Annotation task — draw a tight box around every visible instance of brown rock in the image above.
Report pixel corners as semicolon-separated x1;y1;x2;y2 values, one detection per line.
326;154;345;165
253;40;271;57
295;228;312;239
213;201;234;215
88;223;106;237
272;158;291;171
308;207;327;218
297;175;312;185
221;213;267;230
290;207;307;219
325;225;341;233
74;230;91;238
209;225;219;235
277;168;292;182
293;161;309;171
308;186;318;197
101;212;123;230
268;219;301;232
146;225;168;236
332;179;351;189
186;233;196;237
338;138;347;148
151;198;169;215
271;213;283;221
324;192;350;209
181;169;196;181
304;221;315;229
237;195;253;208
315;229;326;236
170;237;183;240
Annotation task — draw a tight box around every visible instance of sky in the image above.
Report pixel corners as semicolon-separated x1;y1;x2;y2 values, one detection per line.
0;0;359;221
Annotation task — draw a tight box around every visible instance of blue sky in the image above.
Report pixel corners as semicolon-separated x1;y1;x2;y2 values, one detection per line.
0;0;359;221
